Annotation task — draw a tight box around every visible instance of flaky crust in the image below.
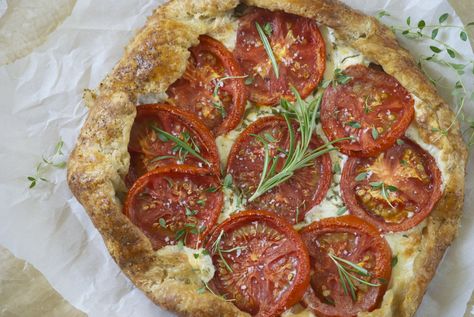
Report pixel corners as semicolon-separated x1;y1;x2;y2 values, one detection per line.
67;0;468;316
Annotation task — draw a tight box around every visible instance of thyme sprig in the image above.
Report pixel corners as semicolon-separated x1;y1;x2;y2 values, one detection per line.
256;21;279;79
151;126;209;166
248;88;352;202
377;11;474;147
27;139;67;188
328;253;382;301
212;75;248;118
211;230;246;273
370;182;398;209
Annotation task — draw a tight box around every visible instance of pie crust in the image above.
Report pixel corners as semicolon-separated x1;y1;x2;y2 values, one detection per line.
67;0;468;316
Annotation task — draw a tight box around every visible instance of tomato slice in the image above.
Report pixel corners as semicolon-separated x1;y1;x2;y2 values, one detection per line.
341;137;442;232
299;216;392;317
234;7;326;105
205;210;310;317
124;165;223;249
320;64;414;157
226;116;332;224
126;103;219;187
166;35;247;135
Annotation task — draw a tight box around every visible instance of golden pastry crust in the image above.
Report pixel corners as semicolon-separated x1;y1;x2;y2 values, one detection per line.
67;0;468;316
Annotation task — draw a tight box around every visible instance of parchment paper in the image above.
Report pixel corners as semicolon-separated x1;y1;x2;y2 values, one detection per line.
0;0;472;316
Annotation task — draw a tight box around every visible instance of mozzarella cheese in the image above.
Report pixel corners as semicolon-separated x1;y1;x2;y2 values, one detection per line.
166;17;449;315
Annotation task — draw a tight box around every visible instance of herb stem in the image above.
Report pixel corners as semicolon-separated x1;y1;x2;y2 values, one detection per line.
256;22;279;79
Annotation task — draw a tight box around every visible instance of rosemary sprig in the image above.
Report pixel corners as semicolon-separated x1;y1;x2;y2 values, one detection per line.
248;88;352;202
328;253;381;301
256;22;279;79
151;126;209;166
27;139;67;188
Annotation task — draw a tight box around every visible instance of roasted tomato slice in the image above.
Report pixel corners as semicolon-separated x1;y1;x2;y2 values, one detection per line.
234;7;326;105
320;64;414;157
226;116;332;224
206;210;310;317
166;35;247;135
124;165;223;249
340;137;442;232
300;216;392;317
126;103;219;187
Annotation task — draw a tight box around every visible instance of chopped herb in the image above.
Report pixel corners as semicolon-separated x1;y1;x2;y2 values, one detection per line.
347;121;361;129
159;218;167;228
396;139;405;146
223;174;233;189
205;185;218;193
333;68;353;86
197;199;206;206
263;22;273;36
355;172;368;181
185;207;199;217
337;206;347;215
333;162;341;174
244;76;254;85
193;253;200;259
372;127;379;140
255;22;279;79
391;255;398;268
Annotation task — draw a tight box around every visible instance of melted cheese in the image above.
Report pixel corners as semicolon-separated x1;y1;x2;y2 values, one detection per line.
170;17;449;315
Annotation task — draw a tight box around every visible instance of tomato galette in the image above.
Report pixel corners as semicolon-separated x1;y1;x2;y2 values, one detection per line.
68;0;467;317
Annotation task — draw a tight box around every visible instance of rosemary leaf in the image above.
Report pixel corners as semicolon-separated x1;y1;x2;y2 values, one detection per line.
255;22;279;79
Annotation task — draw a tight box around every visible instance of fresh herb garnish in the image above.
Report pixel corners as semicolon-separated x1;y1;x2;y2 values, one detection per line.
151;126;209;166
355;172;368;181
370;182;398;209
347;121;362;129
223;174;233;189
28;139;67;188
372;127;379;140
248;88;352;202
211;230;246;273
333;68;353;86
212;75;248;118
159;218;167;228
391;255;398;268
256;22;279;79
328;253;381;301
336;206;347;215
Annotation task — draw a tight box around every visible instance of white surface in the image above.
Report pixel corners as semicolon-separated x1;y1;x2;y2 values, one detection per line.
0;0;472;317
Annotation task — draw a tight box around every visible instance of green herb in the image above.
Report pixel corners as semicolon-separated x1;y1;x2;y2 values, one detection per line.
336;206;347;215
28;139;67;188
159;218;167;228
363;96;372;114
370;182;398;209
205;185;218;193
263;22;273;36
150;155;176;162
197;199;206;206
151;126;209;166
333;162;341;174
396;139;405;146
391;255;398;268
256;22;279;79
248;88;352;201
355;172;368;181
164;177;174;188
378;12;474;146
185;207;199;217
372;127;379;140
211;230;246;273
346;121;361;129
223;174;233;189
212;75;248;118
244;76;254;85
328;253;382;301
332;68;353;86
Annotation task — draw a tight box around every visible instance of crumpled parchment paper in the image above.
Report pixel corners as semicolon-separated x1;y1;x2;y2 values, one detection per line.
0;0;472;316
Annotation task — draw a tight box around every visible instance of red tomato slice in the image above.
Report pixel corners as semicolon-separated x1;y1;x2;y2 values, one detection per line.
234;7;326;105
299;216;392;317
205;210;310;317
167;35;247;135
126;103;219;187
124;165;223;249
226;116;332;224
341;137;442;232
320;65;414;157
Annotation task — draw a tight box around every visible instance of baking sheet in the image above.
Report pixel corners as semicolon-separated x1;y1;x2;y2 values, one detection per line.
0;0;473;316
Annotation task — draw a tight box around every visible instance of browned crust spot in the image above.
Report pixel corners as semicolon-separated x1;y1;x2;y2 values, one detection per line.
67;0;467;316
